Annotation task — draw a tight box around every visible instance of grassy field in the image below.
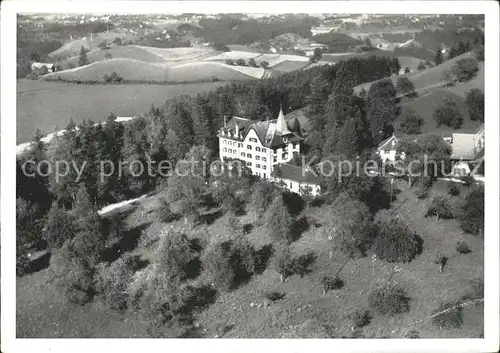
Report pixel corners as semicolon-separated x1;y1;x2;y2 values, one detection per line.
62;45;168;66
397;90;483;135
16;79;225;143
353;52;481;95
16;180;483;338
49;29;141;58
45;59;263;83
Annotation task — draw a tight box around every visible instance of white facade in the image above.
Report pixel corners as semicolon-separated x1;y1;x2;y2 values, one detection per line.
219;128;274;179
377;135;399;163
217;110;320;196
271;177;321;197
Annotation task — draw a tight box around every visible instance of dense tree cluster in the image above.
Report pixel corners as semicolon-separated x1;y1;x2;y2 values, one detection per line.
465;88;484;122
433;98;464;129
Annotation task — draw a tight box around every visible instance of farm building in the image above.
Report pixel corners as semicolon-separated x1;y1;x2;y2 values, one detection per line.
271;163;321;197
31;62;55;74
377;134;400;163
448;124;484;176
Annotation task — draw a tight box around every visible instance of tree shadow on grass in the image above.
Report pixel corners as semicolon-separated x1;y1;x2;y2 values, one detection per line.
243;223;254;234
24;250;51;275
183;284;217;318
293;251;317;277
254;244;274;274
200;209;223;225
283;191;305;217
290;216;310;242
186;257;203;279
100;222;152;262
414;233;424;257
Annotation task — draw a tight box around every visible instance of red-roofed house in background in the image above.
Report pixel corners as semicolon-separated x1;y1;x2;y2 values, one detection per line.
218;107;321;195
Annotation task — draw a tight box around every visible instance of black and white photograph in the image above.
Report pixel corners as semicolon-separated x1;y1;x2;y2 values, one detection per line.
1;1;499;352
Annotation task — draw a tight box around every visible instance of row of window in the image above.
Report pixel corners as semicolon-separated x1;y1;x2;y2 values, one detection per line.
223;148;237;154
223;139;269;153
246;161;267;170
223;140;237;146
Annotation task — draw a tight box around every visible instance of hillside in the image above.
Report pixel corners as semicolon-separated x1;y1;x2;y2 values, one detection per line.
43;58;262;83
49;29;140;59
398;90;483;135
353;51;480;95
45;58;171;82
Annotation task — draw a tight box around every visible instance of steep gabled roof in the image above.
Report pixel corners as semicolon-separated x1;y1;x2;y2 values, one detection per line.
377;135;399;151
221;114;303;148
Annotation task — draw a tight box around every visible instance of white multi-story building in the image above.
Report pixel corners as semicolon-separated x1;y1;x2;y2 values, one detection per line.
218;108;321;196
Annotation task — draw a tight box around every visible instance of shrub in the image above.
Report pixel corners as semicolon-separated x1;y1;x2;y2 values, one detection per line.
433;98;463;129
426;195;454;220
460;187;484;235
267;194;293;244
44;202;77;249
417;61;426;71
202;237;255;290
236;58;246;66
434;252;448;273
452;57;479;82
157;197;178;223
456;240;471;254
248;58;257;67
448;183;460;196
138;274;195;336
368;281;410;316
373;210;422;263
273;245;295;282
405;330;421;338
50;240;95;305
332;193;373;258
432;302;463;329
155;231;196;280
203;240;233;290
112;37;123;45
413;185;429;199
16;252;30;277
263;290;286;302
260;60;269;68
322;275;344;293
98;41;108;49
95;255;138;310
400;109;424;135
349;309;372;328
404;67;410;73
465;88;484;122
396;76;415;96
225;59;234;65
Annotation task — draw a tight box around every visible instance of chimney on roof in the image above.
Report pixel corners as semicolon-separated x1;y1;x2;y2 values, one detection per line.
235;123;240;138
223;116;227;128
